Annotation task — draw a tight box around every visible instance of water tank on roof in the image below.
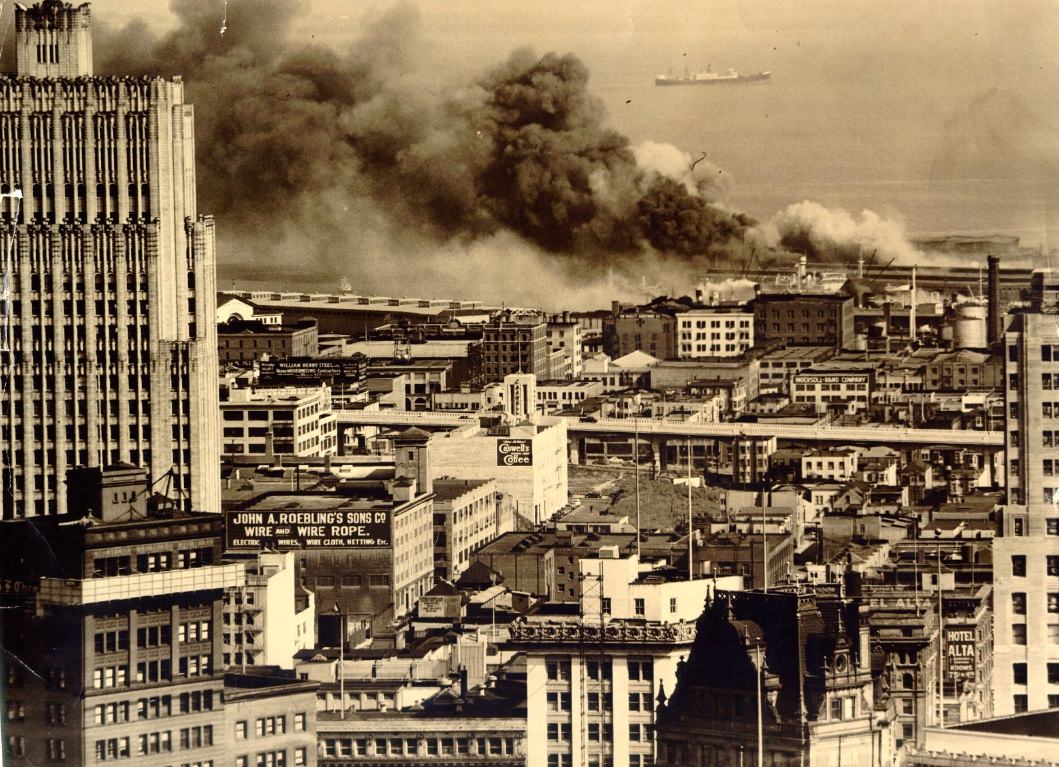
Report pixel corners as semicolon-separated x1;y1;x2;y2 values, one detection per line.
953;302;987;349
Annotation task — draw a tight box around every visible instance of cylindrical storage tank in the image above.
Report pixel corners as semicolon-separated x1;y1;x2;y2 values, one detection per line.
953;303;988;348
940;323;954;343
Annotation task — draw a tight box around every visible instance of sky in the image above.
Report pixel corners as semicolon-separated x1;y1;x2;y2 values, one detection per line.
78;0;1059;231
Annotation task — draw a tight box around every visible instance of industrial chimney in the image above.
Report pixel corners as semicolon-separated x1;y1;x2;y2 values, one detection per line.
987;255;1001;345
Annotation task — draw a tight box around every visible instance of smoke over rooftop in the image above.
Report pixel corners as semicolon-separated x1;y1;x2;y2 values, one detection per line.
95;0;758;307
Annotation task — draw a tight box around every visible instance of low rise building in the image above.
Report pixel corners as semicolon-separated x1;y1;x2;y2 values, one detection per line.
225;672;319;767
225;462;435;633
791;362;876;415
802;447;861;481
221;384;337;459
923;349;1003;391
218;318;319;364
757;345;837;393
753;292;856;349
477;313;549;383
536;380;604;414
420;419;568;527
317;659;527;766
222;551;315;670
675;305;754;358
508;551;743;767
432;477;506;581
546;313;585;378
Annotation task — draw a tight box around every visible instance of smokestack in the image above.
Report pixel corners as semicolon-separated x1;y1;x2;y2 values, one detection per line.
987;255;1000;345
909;267;917;343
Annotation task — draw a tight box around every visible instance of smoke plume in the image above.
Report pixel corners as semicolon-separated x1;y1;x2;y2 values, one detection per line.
96;0;753;308
763;200;921;265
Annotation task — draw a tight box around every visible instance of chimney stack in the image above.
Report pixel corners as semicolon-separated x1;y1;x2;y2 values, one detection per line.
987;255;1001;345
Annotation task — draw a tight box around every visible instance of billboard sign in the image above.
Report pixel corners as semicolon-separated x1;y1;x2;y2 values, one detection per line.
225;509;391;550
259;357;365;384
944;626;976;686
497;438;533;467
795;374;869;385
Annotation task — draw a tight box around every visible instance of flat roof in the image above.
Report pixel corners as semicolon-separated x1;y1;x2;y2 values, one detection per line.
432;478;494;502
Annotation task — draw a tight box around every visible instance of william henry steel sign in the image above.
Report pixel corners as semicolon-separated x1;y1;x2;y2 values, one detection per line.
225;509;391;549
497;438;533;467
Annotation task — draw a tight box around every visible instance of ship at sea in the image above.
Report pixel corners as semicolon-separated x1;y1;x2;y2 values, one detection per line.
655;64;771;86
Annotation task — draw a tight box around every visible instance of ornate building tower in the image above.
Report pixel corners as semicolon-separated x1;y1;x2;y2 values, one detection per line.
1;0;221;517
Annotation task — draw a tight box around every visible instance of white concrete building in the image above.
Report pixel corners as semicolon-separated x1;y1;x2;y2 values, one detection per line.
537;380;604;414
425;420;568;527
676;307;753;359
432;477;507;581
222;551;315;669
510;550;742;767
547;314;585;379
221;384;337;458
801;447;861;481
995;278;1059;714
791;364;876;414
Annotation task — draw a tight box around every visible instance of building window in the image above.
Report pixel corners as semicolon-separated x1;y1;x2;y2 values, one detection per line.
601;598;612;615
634;598;645;616
587;660;612;681
1013;663;1027;685
546;659;570;681
1013;624;1028;645
1048;556;1059;577
1049;593;1059;613
1014;695;1029;713
1012;556;1026;577
293;713;306;732
236;721;247;739
1048;663;1059;684
1012;593;1027;615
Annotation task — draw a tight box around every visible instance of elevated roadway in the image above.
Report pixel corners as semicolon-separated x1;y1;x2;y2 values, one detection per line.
332;409;1003;448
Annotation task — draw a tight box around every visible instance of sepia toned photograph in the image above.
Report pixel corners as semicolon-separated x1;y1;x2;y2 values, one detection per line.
1;1;1058;765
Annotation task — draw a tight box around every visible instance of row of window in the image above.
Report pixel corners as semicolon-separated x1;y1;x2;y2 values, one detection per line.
1011;662;1059;685
545;658;655;682
95;727;212;760
1010;555;1059;577
92;655;212;688
1010;623;1059;645
233;713;306;738
546;691;653;713
320;738;514;758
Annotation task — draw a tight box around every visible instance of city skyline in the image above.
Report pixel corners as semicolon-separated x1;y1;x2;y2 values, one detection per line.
2;3;1058;767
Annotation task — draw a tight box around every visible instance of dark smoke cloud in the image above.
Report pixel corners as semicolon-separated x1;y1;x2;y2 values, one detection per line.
95;0;753;304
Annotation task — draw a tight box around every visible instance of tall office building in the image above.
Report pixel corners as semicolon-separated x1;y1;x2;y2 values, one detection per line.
0;1;220;517
995;269;1059;713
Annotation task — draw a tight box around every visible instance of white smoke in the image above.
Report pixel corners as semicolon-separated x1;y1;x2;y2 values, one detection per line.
632;140;733;201
762;200;922;263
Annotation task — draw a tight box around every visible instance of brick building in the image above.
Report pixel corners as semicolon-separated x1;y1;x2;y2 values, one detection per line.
753;293;855;349
218;318;319;364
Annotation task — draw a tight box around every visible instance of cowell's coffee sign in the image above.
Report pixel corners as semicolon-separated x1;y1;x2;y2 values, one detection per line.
225;509;391;550
497;438;533;467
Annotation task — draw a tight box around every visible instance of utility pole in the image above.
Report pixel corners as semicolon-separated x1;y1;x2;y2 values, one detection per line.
686;436;694;581
635;414;641;559
937;543;945;729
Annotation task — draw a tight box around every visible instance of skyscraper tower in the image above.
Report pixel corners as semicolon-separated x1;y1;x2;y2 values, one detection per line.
0;1;220;517
994;269;1059;713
